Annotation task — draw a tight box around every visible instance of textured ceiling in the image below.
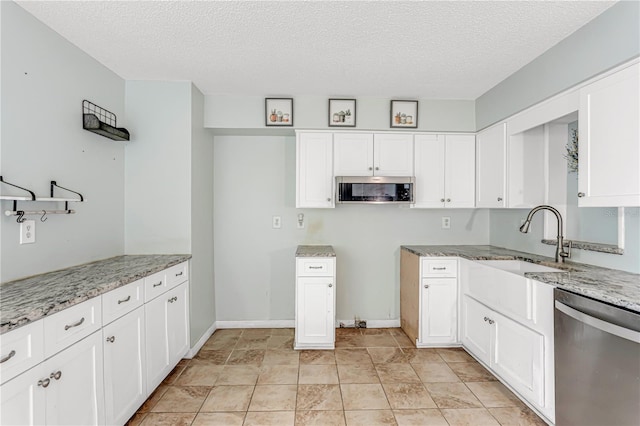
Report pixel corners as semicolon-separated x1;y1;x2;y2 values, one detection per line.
16;1;616;99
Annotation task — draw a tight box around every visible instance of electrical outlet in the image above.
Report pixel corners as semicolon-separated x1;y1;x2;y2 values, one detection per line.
297;213;305;229
442;217;451;229
20;220;36;244
272;216;281;229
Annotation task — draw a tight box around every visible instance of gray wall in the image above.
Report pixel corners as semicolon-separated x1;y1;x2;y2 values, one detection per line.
213;135;490;322
1;1;125;282
189;84;216;345
476;0;640;130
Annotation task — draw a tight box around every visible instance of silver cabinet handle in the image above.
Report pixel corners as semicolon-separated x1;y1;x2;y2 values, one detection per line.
440;198;445;202
488;319;494;325
168;296;178;303
175;271;183;277
106;336;115;343
327;197;331;202
153;281;163;287
446;198;451;202
432;267;447;270
483;316;489;322
64;317;85;330
375;166;379;170
117;295;131;304
578;192;585;198
0;350;16;363
368;167;373;171
38;378;50;388
50;371;62;380
497;197;503;202
424;284;429;289
309;266;323;269
328;283;333;288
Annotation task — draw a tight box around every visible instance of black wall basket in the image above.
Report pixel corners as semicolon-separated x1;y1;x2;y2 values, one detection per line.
82;100;130;141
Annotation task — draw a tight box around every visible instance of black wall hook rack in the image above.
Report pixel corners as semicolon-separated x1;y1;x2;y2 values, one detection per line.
82;100;130;141
0;176;36;200
51;181;84;210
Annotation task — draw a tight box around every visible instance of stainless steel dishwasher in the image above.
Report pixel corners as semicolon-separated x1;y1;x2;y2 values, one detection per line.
554;288;640;426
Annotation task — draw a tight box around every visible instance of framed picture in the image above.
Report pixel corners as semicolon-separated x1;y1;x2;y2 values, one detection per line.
265;98;293;126
390;100;418;128
328;99;356;127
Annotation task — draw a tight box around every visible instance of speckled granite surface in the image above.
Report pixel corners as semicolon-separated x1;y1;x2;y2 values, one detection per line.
0;254;191;334
296;245;336;257
402;245;639;313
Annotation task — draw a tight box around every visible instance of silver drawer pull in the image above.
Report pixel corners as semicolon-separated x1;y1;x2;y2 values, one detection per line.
168;296;178;303
488;319;495;325
483;316;489;322
106;336;115;343
309;266;323;269
50;371;62;380
424;284;429;289
175;271;183;277
153;281;163;287
0;350;16;363
64;317;85;330
38;378;50;388
117;295;131;304
328;283;333;288
432;267;447;270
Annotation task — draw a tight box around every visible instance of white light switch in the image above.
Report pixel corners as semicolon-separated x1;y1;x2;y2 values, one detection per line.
20;220;36;244
272;216;281;229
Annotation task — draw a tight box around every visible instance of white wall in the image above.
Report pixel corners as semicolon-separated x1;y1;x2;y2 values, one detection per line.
1;1;125;282
213;135;490;322
189;84;215;345
205;96;475;133
124;81;191;253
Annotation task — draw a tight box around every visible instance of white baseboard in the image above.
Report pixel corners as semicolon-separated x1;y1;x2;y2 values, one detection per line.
336;319;400;328
215;320;295;329
186;321;217;358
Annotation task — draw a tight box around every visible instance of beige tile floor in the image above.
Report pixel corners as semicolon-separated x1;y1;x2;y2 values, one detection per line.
126;328;547;426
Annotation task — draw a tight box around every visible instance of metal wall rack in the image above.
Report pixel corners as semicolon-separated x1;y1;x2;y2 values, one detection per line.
82;100;130;141
1;176;84;223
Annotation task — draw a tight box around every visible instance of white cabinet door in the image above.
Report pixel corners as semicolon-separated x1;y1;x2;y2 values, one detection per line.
44;331;105;426
145;293;171;391
476;123;506;208
460;295;492;365
333;133;374;176
103;306;146;426
414;134;445;208
0;365;46;426
445;134;476;208
374;133;414;176
295;277;334;347
579;63;640;206
167;282;190;366
492;311;544;407
420;278;457;345
296;132;335;208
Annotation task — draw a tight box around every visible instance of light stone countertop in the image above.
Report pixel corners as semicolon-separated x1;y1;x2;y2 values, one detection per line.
402;245;640;313
296;245;336;257
0;254;191;334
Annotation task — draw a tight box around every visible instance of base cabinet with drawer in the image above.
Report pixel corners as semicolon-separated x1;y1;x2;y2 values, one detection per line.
400;252;458;347
294;257;336;350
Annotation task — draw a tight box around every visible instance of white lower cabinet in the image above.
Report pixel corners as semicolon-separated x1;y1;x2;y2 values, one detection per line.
420;278;457;345
295;257;336;350
462;294;545;412
0;331;105;426
146;281;190;391
103;306;146;426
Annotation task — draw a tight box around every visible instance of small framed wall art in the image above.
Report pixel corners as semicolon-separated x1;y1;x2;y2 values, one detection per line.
390;100;418;128
265;98;293;126
328;98;356;127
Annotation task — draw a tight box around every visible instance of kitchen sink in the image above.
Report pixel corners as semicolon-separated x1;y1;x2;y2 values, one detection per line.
477;260;565;276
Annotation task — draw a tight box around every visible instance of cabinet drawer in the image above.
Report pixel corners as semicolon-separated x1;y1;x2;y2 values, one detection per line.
166;262;189;290
297;258;335;276
43;297;101;358
0;321;44;385
144;270;167;302
422;259;457;277
102;279;144;325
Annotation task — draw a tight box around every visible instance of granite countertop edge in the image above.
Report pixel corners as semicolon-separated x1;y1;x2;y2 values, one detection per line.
1;254;192;334
296;245;336;257
401;245;640;313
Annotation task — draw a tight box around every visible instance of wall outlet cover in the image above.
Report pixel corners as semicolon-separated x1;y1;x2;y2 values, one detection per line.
442;217;451;229
20;220;36;244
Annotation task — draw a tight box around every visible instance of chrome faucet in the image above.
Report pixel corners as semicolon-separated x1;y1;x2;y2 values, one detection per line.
519;205;570;263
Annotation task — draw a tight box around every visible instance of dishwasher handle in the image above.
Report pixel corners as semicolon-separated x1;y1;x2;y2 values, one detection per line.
555;300;640;344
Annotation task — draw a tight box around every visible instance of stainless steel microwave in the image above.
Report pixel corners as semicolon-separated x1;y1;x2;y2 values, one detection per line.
336;176;415;204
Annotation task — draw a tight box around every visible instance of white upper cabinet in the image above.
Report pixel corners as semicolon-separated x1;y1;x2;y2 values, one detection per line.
296;132;334;208
414;134;475;208
578;62;640;207
476;123;507;208
334;132;413;176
